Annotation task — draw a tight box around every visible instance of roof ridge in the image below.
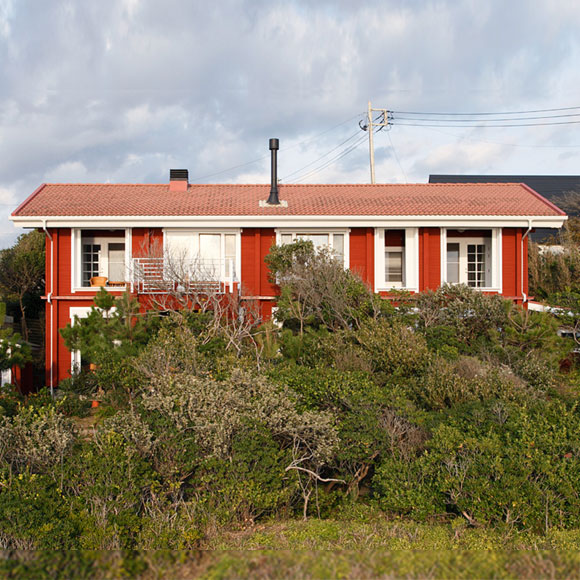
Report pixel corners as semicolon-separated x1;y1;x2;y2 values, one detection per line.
519;183;567;216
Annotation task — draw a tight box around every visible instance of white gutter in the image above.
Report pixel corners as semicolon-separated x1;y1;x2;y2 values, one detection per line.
522;219;533;304
10;214;568;229
42;219;54;397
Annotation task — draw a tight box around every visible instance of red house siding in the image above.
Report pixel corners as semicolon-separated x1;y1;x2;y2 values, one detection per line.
502;228;527;302
241;228;276;296
349;227;374;286
419;228;441;291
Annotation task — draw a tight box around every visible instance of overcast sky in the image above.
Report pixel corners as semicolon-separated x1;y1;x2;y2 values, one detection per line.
2;0;580;246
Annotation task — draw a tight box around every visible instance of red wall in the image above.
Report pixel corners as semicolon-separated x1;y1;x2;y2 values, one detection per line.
240;228;276;297
419;227;441;291
349;227;374;287
502;228;526;301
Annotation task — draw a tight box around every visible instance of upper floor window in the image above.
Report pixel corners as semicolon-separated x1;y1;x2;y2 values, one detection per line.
385;229;405;286
164;230;239;281
278;231;346;265
77;230;127;288
375;228;418;292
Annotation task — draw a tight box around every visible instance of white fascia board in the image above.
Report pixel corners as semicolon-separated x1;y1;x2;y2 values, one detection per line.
10;214;568;229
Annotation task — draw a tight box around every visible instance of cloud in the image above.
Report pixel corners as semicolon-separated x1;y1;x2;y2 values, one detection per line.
0;0;580;246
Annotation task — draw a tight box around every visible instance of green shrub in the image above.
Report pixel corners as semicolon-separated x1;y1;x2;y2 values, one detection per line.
0;471;79;549
0;405;76;474
354;320;430;380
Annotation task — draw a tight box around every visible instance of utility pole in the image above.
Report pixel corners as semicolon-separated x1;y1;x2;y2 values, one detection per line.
364;102;391;184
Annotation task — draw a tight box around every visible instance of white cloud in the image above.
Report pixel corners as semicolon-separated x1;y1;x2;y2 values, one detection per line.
0;0;580;246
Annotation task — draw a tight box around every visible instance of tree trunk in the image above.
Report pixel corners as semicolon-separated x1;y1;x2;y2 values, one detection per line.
18;295;28;342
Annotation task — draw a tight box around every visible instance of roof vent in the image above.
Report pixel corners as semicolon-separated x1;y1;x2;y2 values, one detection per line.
169;169;188;192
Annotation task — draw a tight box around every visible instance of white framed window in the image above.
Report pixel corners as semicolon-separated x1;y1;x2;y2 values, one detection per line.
71;229;131;291
442;229;501;290
375;228;418;292
276;230;349;266
163;229;240;282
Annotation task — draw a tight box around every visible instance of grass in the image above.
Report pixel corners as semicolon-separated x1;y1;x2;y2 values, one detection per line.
4;512;580;578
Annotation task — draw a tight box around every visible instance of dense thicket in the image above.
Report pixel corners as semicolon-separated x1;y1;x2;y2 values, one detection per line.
0;240;579;551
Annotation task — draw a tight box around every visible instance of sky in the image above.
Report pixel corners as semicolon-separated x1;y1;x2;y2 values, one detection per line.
2;0;580;246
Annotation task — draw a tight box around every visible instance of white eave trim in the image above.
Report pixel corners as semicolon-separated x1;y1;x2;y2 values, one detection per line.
10;214;568;229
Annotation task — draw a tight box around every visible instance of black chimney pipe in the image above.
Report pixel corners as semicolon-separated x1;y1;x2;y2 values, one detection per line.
267;138;280;205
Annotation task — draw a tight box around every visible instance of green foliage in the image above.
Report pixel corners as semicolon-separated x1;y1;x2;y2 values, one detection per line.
0;405;76;473
353;319;430;380
266;241;381;332
0;230;45;341
6;264;580;548
60;289;154;367
0;301;32;371
406;356;532;412
414;284;508;352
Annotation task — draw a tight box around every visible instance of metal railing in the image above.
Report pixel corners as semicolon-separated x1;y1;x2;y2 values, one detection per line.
131;257;237;295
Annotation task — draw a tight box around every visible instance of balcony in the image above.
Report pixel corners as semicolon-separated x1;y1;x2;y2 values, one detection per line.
130;257;238;295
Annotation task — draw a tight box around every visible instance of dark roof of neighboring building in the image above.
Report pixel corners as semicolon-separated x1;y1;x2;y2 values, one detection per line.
12;182;566;218
429;175;580;205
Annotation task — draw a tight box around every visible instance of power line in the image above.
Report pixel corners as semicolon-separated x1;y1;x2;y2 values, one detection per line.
287;133;369;184
188;112;365;183
393;105;580;116
280;130;362;181
393;112;580;123
391;119;580;128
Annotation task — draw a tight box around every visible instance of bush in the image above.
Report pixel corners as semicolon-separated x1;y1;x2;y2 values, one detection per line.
414;284;508;352
405;356;532;412
354;320;430;380
0;405;76;474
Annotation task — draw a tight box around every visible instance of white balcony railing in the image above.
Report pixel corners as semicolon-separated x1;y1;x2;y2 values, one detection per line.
131;257;237;295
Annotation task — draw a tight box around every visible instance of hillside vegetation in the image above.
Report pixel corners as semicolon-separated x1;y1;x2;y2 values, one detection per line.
1;240;580;577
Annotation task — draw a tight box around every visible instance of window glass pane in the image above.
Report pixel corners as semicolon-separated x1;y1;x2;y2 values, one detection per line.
280;234;293;245
224;234;236;277
199;234;221;277
446;243;460;284
385;251;403;282
108;243;125;283
332;234;344;261
385;229;405;248
307;234;329;250
82;244;100;287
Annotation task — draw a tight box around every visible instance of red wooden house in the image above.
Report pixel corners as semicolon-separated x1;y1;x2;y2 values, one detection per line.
10;157;566;389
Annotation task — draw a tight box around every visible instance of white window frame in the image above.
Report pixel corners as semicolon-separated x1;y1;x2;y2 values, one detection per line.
374;228;419;292
441;228;502;291
71;228;131;292
275;228;350;268
163;229;241;283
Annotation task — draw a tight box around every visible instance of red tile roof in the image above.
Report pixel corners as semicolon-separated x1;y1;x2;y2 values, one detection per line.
12;182;565;217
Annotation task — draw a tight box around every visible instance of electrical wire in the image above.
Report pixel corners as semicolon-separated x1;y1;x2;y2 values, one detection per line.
286;133;369;184
280;130;363;181
393;105;580;116
391;119;580;128
387;130;408;184
188;112;365;183
393;112;580;123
